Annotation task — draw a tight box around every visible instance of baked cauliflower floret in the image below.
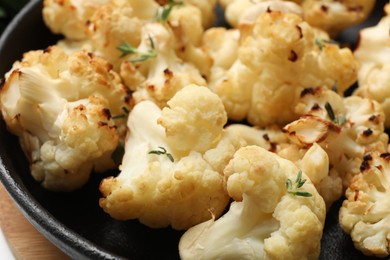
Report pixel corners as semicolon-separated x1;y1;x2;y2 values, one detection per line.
85;0;147;69
222;0;302;29
283;87;388;190
227;123;338;209
158;85;227;154
43;0;110;40
99;85;244;230
120;22;206;107
182;0;218;28
216;10;357;125
0;46;130;191
339;152;390;257
353;4;390;128
179;146;325;260
300;0;376;38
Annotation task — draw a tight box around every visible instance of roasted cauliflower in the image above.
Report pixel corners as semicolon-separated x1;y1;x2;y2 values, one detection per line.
283;87;388;193
0;46;131;191
119;22;206;108
339;151;390;257
353;4;390;128
99;85;245;230
179;145;326;260
219;0;376;37
212;10;357;126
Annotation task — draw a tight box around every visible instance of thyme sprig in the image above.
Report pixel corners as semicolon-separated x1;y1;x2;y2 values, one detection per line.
149;146;174;162
325;102;346;125
286;170;312;197
154;0;183;22
314;38;339;51
117;35;157;62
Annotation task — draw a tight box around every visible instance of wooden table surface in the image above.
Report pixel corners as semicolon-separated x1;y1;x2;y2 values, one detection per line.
0;183;69;259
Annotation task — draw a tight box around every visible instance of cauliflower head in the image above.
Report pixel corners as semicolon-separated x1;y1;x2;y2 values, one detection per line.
99;85;245;230
179;145;325;260
300;0;376;37
283;87;388;190
0;46;131;191
120;22;206;108
213;10;357;125
43;0;110;40
353;4;390;128
339;151;390;257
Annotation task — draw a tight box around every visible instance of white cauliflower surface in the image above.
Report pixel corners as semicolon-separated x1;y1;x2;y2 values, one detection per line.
339;152;390;257
179;145;326;260
99;85;245;230
0;46;131;191
354;4;390;128
210;10;357;126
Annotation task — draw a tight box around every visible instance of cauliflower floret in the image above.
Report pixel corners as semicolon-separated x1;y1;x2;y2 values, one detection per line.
227;123;338;209
120;22;206;108
300;0;376;38
353;4;390;128
85;0;149;69
339;152;390;257
223;0;302;29
213;10;357;125
220;0;376;37
43;0;110;40
283;87;388;191
182;0;218;28
99;85;245;230
179;146;325;260
167;4;213;79
0;46;131;191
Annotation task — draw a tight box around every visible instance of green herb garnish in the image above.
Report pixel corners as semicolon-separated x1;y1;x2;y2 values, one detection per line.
325;102;346;125
286;170;312;197
154;0;183;22
149;146;174;162
111;106;130;120
314;38;339;51
117;35;157;62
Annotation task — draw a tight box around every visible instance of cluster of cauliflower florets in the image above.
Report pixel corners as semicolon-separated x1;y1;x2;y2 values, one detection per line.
1;0;390;258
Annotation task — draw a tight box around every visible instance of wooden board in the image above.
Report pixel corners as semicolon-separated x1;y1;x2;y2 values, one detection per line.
0;183;69;259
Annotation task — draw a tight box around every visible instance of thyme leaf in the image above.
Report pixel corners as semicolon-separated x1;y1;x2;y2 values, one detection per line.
314;38;339;51
117;35;157;62
325;102;346;125
286;170;312;197
154;0;183;22
149;146;174;162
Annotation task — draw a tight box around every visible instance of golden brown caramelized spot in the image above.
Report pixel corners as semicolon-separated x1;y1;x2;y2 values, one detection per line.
269;143;277;153
163;68;174;78
55;0;65;6
348;6;363;12
296;25;303;39
266;7;272;13
354;190;359;201
262;134;270;141
156;0;168;6
376;165;383;171
124;88;132;104
98;121;108;127
43;46;53;53
360;160;370;172
87;52;94;59
311;103;321;111
368;114;381;124
380;153;390;160
300;87;320;97
320;5;328;13
363;154;373;161
288;50;298;62
147;85;155;91
75;104;86;111
101;108;111;120
362;128;373;137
